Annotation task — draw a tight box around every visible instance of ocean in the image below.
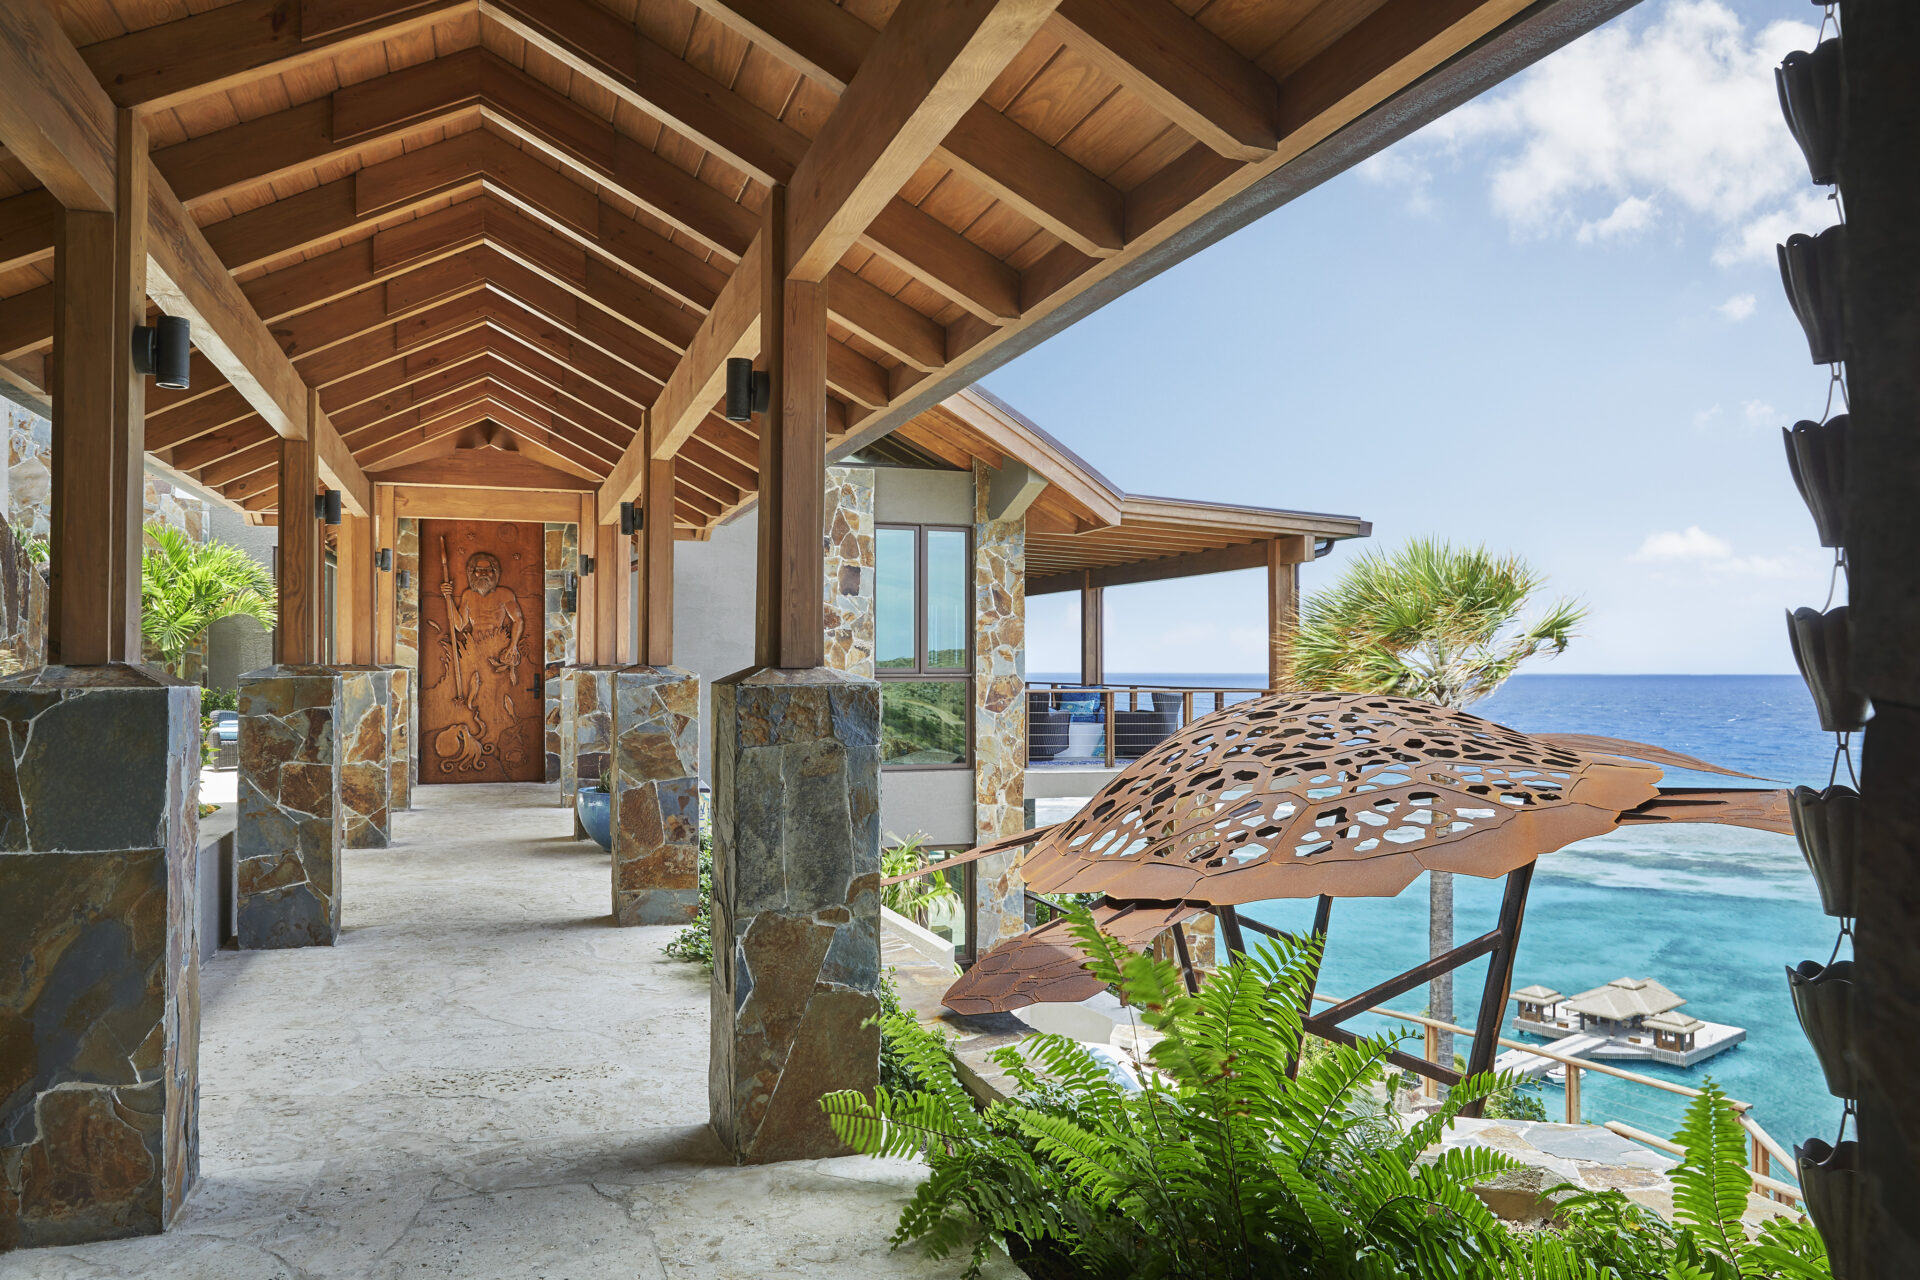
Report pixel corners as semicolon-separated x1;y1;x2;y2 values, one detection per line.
1028;672;1846;1157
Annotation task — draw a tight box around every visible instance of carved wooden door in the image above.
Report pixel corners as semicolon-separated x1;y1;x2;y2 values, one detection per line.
418;519;546;783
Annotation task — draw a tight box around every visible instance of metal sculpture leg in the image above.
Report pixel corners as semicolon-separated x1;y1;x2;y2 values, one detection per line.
1458;861;1535;1118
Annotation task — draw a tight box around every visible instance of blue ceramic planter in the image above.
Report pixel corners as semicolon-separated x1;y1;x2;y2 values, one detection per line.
576;787;612;851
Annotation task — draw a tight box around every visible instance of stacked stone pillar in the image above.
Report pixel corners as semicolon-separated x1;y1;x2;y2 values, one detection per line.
383;665;413;813
0;666;202;1248
235;665;344;949
610;666;701;925
709;667;881;1164
336;668;392;849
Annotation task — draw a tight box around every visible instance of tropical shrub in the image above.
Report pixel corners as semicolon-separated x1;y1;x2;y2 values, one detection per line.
1511;1080;1829;1279
663;812;715;968
882;832;962;930
140;524;277;674
823;907;1521;1279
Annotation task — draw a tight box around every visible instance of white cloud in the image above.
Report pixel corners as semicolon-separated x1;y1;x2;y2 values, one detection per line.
1356;151;1436;215
1577;195;1657;243
1632;525;1807;577
1692;404;1723;428
1742;399;1776;425
1376;1;1831;264
1717;292;1756;321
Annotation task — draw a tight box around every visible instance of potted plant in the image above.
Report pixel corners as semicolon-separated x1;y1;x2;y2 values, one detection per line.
575;772;612;851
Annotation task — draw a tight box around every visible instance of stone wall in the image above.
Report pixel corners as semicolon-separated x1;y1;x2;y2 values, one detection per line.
337;669;391;849
822;467;874;677
394;518;420;670
972;463;1027;950
236;666;343;949
610;666;701;926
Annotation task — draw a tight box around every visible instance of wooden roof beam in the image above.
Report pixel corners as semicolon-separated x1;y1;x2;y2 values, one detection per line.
1050;0;1280;162
0;2;367;513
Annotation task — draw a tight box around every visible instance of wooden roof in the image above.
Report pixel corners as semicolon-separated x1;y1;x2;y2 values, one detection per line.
0;0;1625;531
892;386;1368;588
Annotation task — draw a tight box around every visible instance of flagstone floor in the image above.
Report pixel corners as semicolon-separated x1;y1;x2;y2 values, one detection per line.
3;783;1014;1279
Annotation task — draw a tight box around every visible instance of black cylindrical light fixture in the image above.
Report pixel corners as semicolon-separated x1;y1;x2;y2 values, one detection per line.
619;501;637;536
396;569;411;589
315;489;343;526
377;547;393;571
131;314;192;390
580;554;595;576
724;357;770;421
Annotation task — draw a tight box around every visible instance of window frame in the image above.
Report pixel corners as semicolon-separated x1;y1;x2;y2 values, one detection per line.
875;522;974;771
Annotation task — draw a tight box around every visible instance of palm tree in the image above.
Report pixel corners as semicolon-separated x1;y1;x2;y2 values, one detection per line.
140;524;278;676
1287;538;1585;1069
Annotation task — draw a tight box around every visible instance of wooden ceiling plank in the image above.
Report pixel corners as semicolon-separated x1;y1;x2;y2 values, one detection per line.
1051;0;1280;161
0;190;62;276
367;449;596;489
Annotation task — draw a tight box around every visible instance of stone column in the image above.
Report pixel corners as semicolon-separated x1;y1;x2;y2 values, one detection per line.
973;467;1028;952
235;665;343;949
382;665;413;812
0;666;201;1248
709;667;881;1164
564;666;617;838
611;666;701;925
336;667;391;850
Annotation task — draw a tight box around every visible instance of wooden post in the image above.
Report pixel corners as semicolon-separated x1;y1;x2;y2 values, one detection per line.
1423;1025;1440;1100
1565;1063;1582;1123
276;406;320;664
640;448;675;666
594;517;619;664
575;494;597;664
613;522;635;665
374;485;396;664
1079;577;1103;686
336;512;375;664
48;109;146;667
1267;537;1302;691
754;185;828;670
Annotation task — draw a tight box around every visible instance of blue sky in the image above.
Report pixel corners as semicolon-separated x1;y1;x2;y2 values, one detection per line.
982;0;1840;677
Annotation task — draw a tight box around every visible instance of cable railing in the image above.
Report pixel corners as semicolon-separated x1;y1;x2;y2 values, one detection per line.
1026;682;1271;767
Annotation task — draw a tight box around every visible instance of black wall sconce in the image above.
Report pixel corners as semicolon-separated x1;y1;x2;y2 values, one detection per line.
563;571;578;613
619;501;640;535
314;488;343;526
580;555;596;577
396;569;411;589
377;548;393;572
131;314;191;390
724;356;770;421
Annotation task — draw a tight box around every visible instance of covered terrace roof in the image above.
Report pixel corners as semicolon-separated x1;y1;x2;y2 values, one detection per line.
0;0;1624;534
882;387;1368;591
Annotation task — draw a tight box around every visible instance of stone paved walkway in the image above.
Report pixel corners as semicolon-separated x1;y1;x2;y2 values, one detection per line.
3;783;1015;1279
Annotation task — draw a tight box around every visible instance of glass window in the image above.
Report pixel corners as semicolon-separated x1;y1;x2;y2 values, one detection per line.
881;680;968;765
875;527;917;670
924;529;968;669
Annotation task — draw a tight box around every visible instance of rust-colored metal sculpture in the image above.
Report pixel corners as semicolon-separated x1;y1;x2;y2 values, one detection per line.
933;693;1789;1111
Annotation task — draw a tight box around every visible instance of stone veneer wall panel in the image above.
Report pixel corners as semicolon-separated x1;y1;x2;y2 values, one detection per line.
610;666;701;925
543;523;578;782
563;666;617;838
0;665;201;1249
822;467;875;677
383;666;413;812
235;666;343;948
709;667;881;1163
972;463;1027;950
335;669;391;849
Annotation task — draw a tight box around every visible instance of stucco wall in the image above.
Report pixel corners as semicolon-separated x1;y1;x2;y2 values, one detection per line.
671;509;758;783
874;468;973;526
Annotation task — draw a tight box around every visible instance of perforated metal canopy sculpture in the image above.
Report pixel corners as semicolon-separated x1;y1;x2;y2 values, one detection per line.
929;693;1789;1106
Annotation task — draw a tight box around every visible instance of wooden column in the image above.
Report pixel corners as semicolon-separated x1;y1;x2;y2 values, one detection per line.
574;494;597;664
337;512;374;664
641;450;675;666
373;484;396;664
615;527;636;665
48;110;146;667
594;517;619;664
755;187;828;670
1079;578;1103;686
276;408;320;665
1266;537;1305;690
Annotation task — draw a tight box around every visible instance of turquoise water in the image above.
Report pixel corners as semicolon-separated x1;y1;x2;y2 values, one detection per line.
1032;673;1848;1156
